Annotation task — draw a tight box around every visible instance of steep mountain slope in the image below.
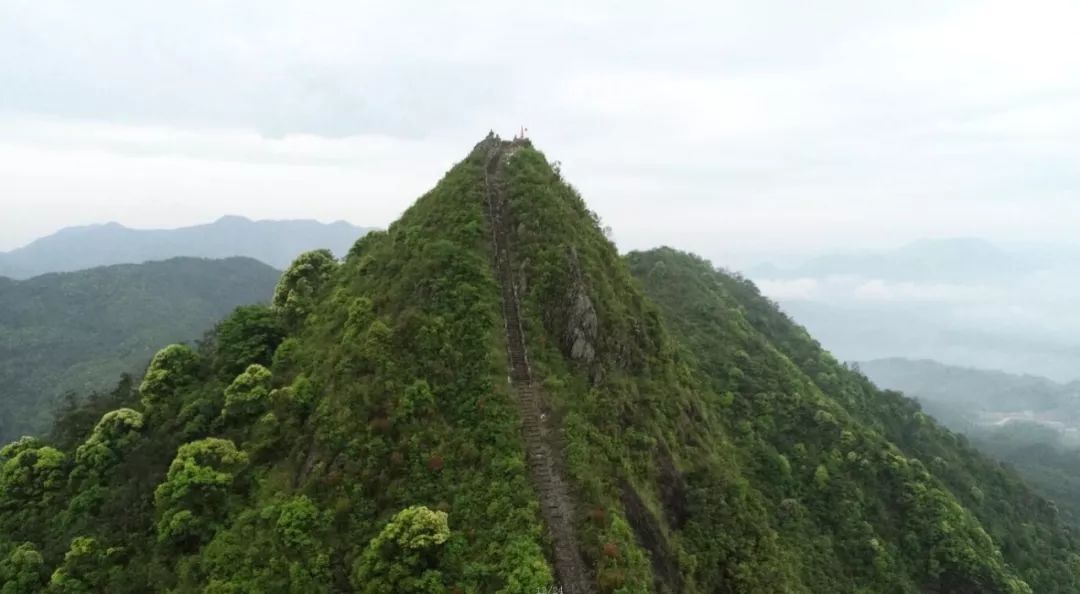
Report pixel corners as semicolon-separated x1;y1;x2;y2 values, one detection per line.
0;216;373;278
0;257;280;441
627;248;1080;593
2;137;1078;593
860;358;1080;527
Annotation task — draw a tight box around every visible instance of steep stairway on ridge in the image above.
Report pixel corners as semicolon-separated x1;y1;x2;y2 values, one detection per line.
483;138;593;594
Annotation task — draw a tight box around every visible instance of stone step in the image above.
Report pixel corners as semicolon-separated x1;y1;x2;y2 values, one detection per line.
485;147;592;593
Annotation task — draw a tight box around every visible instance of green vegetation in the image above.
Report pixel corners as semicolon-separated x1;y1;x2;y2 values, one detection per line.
861;358;1080;528
0;257;280;442
627;248;1080;592
0;138;1077;592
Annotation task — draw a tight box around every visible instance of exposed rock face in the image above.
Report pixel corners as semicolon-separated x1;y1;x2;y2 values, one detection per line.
563;247;598;365
567;291;598;362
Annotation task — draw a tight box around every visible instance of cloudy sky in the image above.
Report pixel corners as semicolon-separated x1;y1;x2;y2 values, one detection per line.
2;0;1079;267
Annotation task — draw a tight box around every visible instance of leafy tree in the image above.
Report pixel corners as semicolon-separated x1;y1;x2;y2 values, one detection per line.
198;496;332;593
273;249;338;327
352;506;450;593
47;537;117;593
140;344;199;409
49;375;139;452
223;364;273;422
73;408;144;474
154;438;247;550
213;305;285;379
0;543;47;594
0;438;66;509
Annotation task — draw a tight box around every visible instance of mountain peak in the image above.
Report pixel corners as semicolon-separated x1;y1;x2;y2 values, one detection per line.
213;215;253;225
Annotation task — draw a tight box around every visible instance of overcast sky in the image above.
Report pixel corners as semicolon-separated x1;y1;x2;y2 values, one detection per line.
2;0;1079;267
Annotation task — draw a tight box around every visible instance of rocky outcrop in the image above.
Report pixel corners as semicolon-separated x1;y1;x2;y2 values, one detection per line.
562;247;598;365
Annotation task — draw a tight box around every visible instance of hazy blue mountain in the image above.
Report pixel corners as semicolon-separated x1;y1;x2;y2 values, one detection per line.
749;238;1080;381
0;256;281;441
0;216;373;278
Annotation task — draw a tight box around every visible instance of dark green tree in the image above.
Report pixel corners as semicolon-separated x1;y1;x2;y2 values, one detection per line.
213;305;285;379
0;543;47;594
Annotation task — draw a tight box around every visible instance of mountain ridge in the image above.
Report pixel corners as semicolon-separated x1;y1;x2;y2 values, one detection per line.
0;256;281;441
0;216;374;279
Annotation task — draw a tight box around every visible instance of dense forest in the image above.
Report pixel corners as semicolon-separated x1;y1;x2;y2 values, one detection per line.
861;358;1080;528
1;137;1078;592
0;257;280;442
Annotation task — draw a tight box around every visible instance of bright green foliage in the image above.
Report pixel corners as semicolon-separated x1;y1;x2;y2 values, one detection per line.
154;438;248;550
395;379;435;422
73;408;143;473
196;496;332;593
351;506;450;593
342;295;374;343
272;249;338;326
0;542;47;594
140;344;200;409
47;536;117;593
222;364;272;421
0;439;66;508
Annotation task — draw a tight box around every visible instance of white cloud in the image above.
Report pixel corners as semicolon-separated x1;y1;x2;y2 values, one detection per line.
851;280;994;303
754;275;998;304
754;278;823;300
1;0;1079;259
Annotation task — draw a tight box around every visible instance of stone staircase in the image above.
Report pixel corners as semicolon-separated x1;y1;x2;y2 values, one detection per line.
483;141;592;594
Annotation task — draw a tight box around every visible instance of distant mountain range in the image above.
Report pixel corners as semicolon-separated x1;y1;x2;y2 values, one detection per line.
0;216;374;279
0;257;280;441
748;237;1080;381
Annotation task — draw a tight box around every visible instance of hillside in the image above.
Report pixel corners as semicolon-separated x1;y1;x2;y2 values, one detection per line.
0;216;373;279
859;358;1080;425
0;257;280;442
1;136;1077;593
860;358;1080;527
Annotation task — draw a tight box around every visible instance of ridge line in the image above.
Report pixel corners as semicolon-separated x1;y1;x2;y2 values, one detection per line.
482;139;593;594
